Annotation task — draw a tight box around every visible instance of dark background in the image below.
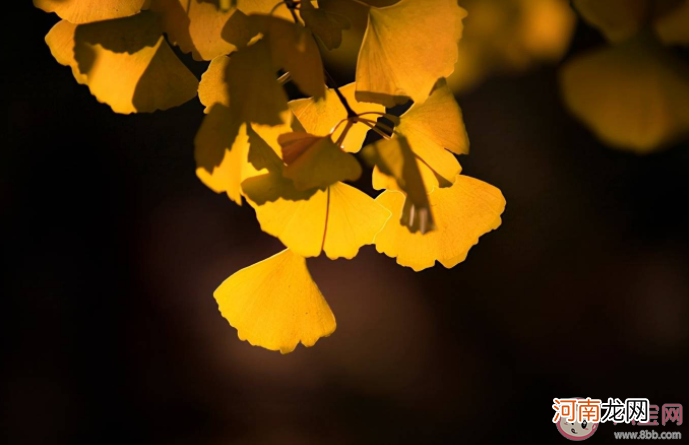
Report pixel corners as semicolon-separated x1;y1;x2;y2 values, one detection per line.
5;4;689;444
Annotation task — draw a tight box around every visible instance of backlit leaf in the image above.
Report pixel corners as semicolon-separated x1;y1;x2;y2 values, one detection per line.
363;136;434;233
215;249;336;354
241;126;318;204
356;0;467;106
224;40;289;125
249;182;391;259
150;0;236;61
289;83;385;152
376;79;467;191
300;0;351;50
375;175;506;271
279;132;362;190
254;15;326;99
46;14;199;114
199;55;231;113
34;0;146;24
195;105;259;205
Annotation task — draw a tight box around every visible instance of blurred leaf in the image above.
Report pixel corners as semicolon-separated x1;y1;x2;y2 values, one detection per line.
560;33;689;153
654;0;689;45
574;0;651;43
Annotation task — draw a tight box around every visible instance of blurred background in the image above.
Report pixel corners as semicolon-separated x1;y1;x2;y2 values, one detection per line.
5;1;689;444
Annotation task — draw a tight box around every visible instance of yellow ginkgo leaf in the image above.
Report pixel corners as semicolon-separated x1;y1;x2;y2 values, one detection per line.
46;14;199;114
45;21;87;84
356;0;467;106
199;55;296;132
560;33;689;153
241;125;318;204
397;79;469;156
300;0;351;50
279;132;362;191
198;55;231;113
371;156;453;195
150;0;236;61
195;105;259;205
574;0;658;43
34;0;146;24
214;249;336;354
249;182;391;259
253;15;326;99
363;136;434;233
375;175;506;272
225;40;289;125
380;79;467;189
289;83;385;153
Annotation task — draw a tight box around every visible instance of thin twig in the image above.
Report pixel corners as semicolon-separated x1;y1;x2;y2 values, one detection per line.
324;70;357;118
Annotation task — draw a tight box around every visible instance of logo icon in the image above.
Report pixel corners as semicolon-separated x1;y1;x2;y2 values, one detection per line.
554;397;600;441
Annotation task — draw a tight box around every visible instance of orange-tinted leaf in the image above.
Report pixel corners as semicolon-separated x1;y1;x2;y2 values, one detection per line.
356;0;467;106
34;0;146;24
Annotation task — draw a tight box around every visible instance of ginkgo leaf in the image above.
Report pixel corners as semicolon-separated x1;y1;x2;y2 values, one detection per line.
300;0;351;50
253;15;326;99
249;182;391;259
215;249;336;354
150;0;237;61
46;14;199;114
573;0;650;43
199;56;231;113
195;104;259;205
45;21;87;84
375;79;467;190
356;0;467;106
289;83;385;152
224;40;289;125
397;79;469;155
560;33;689;153
34;0;146;24
375;175;506;272
241;126;318;204
279;132;362;191
363;136;434;233
371;156;455;195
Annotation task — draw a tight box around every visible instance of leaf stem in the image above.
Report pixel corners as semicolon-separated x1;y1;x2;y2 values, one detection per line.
354;118;391;140
358;117;394;135
284;0;302;23
324;70;357;118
